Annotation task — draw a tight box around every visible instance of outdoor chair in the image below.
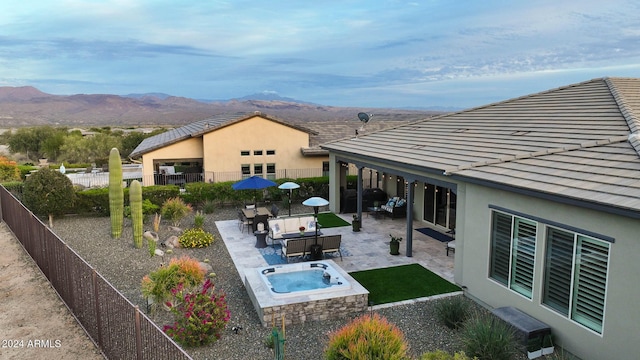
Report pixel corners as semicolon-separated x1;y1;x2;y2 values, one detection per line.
270;204;280;218
237;210;251;233
253;214;269;233
281;239;307;262
446;229;456;256
446;241;456;256
320;235;342;260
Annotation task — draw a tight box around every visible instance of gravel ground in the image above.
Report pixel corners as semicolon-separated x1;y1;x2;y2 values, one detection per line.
52;204;521;360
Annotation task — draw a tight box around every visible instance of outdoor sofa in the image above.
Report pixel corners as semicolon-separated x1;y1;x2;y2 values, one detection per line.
268;216;316;241
380;197;407;218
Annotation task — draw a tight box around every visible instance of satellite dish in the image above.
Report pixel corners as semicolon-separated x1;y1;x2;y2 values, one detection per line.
356;112;373;136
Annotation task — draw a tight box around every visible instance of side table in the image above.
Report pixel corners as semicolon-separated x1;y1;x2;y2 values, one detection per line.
254;230;268;248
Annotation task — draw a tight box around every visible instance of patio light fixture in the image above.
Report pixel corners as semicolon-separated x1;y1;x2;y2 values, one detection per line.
302;196;329;260
278;182;300;217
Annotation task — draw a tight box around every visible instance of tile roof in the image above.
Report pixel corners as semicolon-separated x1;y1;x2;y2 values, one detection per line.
129;112;317;158
322;77;640;214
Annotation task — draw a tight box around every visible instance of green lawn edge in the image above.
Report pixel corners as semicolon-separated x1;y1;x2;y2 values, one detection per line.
349;263;460;305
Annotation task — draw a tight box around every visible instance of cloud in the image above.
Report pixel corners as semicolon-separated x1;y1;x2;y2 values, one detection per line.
1;0;640;108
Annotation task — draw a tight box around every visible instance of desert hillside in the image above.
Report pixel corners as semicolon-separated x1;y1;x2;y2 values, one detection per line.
0;86;443;128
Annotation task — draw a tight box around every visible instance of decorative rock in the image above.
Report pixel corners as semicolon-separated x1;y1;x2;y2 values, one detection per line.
143;231;159;242
154;249;164;257
168;226;183;233
167;235;180;248
199;261;213;273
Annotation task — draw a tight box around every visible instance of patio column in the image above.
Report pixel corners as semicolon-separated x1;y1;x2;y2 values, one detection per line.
357;166;364;227
405;178;416;257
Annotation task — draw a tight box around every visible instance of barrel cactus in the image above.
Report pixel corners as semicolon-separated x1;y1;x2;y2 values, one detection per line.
109;148;124;238
130;180;143;248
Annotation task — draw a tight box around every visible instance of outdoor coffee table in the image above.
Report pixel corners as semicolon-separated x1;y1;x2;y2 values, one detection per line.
367;206;385;219
281;231;322;240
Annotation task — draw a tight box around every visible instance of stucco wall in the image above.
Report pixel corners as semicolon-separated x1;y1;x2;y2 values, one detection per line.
202;116;325;173
458;182;640;360
140;137;203;184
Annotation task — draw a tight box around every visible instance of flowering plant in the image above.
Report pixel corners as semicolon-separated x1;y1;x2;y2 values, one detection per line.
299;226;306;232
163;279;230;347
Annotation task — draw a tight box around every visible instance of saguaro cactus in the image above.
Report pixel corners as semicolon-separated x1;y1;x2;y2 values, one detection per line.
130;180;143;248
109;148;124;238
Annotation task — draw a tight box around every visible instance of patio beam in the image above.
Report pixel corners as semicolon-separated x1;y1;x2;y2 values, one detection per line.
405;177;416;257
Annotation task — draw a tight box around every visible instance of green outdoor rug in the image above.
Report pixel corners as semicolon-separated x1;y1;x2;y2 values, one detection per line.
349;263;460;305
317;212;350;228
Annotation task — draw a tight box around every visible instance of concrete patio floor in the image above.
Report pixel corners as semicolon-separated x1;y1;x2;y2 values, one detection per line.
217;211;455;286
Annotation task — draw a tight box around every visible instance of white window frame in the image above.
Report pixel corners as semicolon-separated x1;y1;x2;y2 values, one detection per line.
543;226;609;334
489;210;537;299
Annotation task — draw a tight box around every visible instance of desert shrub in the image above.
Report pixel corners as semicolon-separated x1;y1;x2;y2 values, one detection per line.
161;197;192;226
179;228;214;248
461;312;519;360
124;199;160;218
546;349;574;360
143;185;181;207
420;350;474;360
434;296;471;330
202;199;216;214
22;167;75;227
0;157;21;182
2;181;23;198
75;187;110;215
17;164;37;180
194;211;205;229
141;256;205;308
182;182;216;205
163;279;230;347
147;236;156;257
324;313;409;360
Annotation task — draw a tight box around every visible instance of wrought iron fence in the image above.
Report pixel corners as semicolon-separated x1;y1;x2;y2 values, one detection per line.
0;186;192;360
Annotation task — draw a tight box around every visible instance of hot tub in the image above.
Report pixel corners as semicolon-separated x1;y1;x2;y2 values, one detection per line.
258;262;351;298
244;260;369;327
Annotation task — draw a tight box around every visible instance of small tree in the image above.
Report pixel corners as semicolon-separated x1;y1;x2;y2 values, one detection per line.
22;167;75;227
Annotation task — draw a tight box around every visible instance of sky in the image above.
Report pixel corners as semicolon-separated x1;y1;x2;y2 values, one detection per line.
1;1;639;109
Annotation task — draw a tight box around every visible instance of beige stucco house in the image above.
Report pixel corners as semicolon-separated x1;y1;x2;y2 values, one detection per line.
323;77;640;360
129;112;329;185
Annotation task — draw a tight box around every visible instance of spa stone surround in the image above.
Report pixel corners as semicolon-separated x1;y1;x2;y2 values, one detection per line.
244;260;369;327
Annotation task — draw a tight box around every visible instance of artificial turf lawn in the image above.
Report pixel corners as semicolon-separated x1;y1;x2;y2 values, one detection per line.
317;212;350;228
349;263;461;305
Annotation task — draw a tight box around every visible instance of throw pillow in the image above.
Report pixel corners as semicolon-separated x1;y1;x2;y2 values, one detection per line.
396;199;405;207
308;221;316;230
386;200;395;207
273;223;281;234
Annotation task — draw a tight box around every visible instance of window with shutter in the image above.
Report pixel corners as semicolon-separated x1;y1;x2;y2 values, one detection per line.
543;228;609;333
489;211;537;298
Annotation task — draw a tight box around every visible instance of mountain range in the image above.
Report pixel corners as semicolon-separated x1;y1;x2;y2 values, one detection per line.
0;86;446;128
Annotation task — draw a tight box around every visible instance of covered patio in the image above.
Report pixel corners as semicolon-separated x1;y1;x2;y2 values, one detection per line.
216;211;455;286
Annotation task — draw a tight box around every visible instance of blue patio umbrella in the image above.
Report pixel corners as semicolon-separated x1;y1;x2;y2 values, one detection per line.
232;175;277;190
232;176;277;204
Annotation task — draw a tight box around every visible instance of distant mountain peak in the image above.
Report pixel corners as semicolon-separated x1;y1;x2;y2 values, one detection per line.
0;86;51;101
233;91;312;104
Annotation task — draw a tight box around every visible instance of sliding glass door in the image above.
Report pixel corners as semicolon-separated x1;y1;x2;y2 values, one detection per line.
423;184;456;230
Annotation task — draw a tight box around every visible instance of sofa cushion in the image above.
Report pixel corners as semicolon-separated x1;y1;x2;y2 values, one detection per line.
283;217;301;233
307;219;316;231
